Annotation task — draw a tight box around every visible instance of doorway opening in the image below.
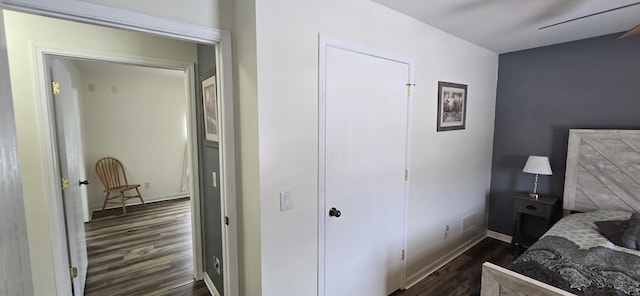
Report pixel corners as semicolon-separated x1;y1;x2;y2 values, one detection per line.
3;7;238;296
49;56;203;295
47;54;208;295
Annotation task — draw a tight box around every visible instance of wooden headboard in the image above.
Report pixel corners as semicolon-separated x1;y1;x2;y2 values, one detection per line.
563;129;640;212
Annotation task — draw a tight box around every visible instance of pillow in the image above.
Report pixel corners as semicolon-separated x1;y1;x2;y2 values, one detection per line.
621;213;640;250
595;220;629;247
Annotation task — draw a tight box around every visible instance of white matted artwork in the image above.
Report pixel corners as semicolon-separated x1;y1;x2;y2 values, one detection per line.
201;73;219;147
437;81;467;131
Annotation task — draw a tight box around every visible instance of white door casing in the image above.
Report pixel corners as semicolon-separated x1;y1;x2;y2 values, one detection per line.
3;6;238;296
0;5;34;295
50;58;88;296
319;35;414;296
2;0;220;42
31;44;217;295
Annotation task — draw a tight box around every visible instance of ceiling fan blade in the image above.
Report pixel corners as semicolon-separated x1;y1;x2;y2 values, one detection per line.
540;1;640;30
616;24;640;39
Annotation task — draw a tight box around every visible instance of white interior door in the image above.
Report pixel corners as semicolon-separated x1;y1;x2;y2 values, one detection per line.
51;58;88;296
323;45;411;296
74;86;91;223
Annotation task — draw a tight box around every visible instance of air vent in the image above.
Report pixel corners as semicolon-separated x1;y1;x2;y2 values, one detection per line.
461;212;479;234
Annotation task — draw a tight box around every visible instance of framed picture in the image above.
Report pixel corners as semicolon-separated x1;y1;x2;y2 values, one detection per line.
201;72;219;147
437;81;467;132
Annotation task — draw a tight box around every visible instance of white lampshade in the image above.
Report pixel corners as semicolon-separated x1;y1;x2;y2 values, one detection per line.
523;156;552;175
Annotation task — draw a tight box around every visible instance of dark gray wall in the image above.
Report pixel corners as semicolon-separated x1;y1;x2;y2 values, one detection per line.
489;33;640;235
197;43;224;293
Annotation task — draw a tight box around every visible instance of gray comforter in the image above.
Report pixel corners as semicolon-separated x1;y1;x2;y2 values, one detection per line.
508;210;640;296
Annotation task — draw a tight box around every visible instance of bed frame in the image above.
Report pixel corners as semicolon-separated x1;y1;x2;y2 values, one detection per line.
481;129;640;296
481;263;573;296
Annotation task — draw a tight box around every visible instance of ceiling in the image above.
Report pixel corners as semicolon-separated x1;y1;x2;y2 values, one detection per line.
371;0;640;53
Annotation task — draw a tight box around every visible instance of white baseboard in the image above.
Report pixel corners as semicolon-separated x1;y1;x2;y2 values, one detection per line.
91;192;191;213
405;231;487;289
487;230;512;244
203;272;221;296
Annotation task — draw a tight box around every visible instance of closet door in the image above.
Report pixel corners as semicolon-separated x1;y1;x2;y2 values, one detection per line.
323;43;411;296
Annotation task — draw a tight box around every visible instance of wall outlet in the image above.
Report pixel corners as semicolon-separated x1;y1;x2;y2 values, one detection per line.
280;191;292;211
213;256;221;274
212;171;217;188
144;182;150;189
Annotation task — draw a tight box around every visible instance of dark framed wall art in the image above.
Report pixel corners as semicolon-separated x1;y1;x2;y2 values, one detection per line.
437;81;468;132
201;72;219;147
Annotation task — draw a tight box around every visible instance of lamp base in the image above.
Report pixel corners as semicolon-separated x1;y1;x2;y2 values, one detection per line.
529;193;539;199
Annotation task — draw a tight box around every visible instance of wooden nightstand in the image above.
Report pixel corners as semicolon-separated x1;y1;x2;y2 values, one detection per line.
512;193;560;248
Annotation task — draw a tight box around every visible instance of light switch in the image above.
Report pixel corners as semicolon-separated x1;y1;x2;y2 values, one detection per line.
212;171;217;188
280;191;292;211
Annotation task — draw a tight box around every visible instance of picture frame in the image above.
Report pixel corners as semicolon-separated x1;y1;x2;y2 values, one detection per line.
201;72;219;147
437;81;468;132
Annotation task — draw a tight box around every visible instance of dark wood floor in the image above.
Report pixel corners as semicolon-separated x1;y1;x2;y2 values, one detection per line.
85;197;211;296
84;198;516;295
391;237;520;296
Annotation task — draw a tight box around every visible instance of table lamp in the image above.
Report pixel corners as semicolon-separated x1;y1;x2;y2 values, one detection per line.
523;156;552;199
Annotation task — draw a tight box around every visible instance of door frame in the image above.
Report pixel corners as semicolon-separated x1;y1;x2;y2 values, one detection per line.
317;34;415;295
2;0;220;43
37;46;202;294
3;3;238;296
0;4;33;295
29;33;237;296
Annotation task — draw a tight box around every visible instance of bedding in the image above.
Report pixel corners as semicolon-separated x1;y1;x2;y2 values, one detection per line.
594;219;629;247
621;213;640;250
508;210;640;295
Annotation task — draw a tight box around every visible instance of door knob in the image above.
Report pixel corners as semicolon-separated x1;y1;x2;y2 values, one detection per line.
329;207;341;218
79;180;90;186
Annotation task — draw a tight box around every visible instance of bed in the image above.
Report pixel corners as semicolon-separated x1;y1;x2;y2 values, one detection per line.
481;129;640;296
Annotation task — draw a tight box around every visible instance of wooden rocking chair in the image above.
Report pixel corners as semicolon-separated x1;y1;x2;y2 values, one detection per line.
95;157;145;214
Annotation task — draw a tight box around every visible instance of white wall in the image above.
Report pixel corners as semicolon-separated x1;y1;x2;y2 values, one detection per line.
3;0;232;38
3;1;499;295
79;0;232;30
79;64;188;211
3;10;196;295
232;0;263;295
250;0;498;295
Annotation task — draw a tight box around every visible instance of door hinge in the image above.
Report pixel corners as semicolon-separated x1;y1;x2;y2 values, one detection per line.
404;170;408;181
406;83;416;96
401;249;405;260
61;177;70;190
70;267;78;279
224;216;229;225
52;81;60;95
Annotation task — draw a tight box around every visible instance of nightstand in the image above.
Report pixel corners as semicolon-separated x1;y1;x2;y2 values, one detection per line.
512;193;560;249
